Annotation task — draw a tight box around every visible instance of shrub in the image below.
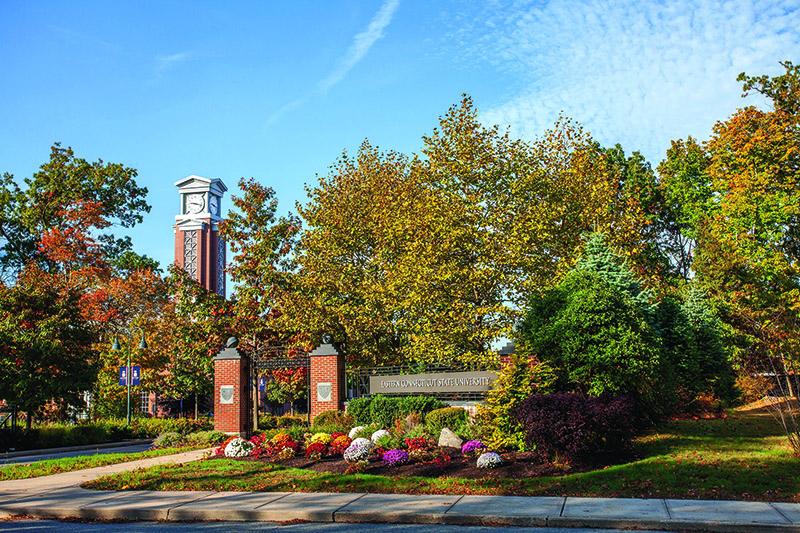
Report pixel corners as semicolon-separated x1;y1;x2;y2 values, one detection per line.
519;270;662;420
402;425;432;442
258;415;278;429
477;452;503;469
152;432;182;448
347;395;447;427
515;393;636;462
276;415;306;428
369;395;396;428
312;410;354;429
425;407;468;440
382;449;410;467
483;352;553;451
398;396;447;419
374;433;402;451
133;417;213;436
346;397;372;426
182;430;226;447
224;437;254;457
351;425;379;440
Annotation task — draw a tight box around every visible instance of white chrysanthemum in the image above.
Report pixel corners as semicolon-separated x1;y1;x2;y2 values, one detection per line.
350;437;373;449
343;438;373;462
348;426;365;439
224;437;255;458
476;452;503;469
371;429;390;443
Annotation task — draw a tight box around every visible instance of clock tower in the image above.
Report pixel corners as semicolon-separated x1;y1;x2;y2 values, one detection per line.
173;175;228;297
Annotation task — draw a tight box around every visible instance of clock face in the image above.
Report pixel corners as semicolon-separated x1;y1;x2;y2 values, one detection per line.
209;195;219;215
186;193;205;214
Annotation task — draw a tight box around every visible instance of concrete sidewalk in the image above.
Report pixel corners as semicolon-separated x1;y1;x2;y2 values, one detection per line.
1;449;799;532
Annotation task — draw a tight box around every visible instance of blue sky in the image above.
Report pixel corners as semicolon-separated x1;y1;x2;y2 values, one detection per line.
2;0;798;272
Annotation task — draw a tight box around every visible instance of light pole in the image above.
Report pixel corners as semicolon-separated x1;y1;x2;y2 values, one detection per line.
111;327;148;426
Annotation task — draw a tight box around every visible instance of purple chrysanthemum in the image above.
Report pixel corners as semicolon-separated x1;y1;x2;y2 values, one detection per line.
382;449;410;467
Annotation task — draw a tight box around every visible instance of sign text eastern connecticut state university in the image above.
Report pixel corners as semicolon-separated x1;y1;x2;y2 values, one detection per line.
369;371;497;394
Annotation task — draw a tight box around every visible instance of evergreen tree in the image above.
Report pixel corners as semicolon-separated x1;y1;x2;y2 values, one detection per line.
482;352;554;451
577;232;656;321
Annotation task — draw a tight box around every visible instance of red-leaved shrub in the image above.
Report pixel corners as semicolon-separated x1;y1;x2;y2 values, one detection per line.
515;393;636;462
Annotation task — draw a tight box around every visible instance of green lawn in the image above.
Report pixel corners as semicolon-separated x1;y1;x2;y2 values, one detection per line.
83;410;800;502
0;446;206;481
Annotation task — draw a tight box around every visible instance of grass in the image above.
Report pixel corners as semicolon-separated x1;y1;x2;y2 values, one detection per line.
84;409;800;502
0;446;206;481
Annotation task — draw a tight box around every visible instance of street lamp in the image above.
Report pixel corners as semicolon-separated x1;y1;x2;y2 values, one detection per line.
111;327;148;426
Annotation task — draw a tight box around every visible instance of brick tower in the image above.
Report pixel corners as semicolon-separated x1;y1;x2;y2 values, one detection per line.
173;176;228;296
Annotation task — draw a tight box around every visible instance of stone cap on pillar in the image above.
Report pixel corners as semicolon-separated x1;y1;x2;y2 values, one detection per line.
309;333;344;357
214;337;247;360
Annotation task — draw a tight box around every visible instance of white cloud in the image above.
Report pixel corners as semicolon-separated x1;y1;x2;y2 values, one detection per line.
318;0;401;92
266;0;400;127
155;52;193;73
452;0;800;164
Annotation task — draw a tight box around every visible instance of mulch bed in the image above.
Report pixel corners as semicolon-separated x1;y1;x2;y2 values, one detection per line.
226;446;627;480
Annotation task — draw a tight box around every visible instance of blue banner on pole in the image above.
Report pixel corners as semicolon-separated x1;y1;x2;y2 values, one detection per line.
132;366;140;386
119;367;127;386
258;376;265;391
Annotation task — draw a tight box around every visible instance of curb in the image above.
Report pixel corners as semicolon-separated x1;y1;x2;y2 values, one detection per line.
3;491;800;533
1;440;153;459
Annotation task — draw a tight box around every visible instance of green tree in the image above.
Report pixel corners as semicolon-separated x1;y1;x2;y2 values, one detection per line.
519;269;663;417
218;177;301;352
657;62;799;445
576;232;655;318
290;98;658;366
0;143;150;280
155;267;232;417
0;268;96;427
289;141;418;365
656;137;712;280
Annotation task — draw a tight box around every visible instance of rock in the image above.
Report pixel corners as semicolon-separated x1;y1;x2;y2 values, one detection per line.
438;427;463;448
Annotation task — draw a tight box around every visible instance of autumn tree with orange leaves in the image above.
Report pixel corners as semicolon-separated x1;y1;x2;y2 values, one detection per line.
219;177;301;353
659;62;800;449
0;145;154;423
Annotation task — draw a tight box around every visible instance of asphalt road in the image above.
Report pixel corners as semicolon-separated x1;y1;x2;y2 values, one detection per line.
0;519;678;533
0;443;153;466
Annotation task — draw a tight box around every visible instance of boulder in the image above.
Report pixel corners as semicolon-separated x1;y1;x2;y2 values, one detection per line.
438;427;463;448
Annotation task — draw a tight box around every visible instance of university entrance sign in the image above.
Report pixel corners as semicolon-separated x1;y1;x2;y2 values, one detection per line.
369;371;496;395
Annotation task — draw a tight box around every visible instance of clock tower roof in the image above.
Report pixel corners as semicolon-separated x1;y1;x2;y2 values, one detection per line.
174;175;228;197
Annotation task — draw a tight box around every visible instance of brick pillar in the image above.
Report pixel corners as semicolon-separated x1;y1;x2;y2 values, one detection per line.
308;335;345;424
498;340;516;368
213;338;250;437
